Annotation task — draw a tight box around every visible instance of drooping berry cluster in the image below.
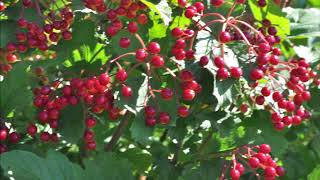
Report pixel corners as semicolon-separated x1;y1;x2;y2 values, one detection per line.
222;144;285;180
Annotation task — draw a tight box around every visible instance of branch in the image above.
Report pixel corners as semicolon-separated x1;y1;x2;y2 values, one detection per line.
105;112;133;151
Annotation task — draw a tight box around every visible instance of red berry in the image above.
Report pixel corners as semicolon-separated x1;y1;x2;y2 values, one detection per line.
217;68;229;80
199;56;209;67
0;1;6;11
230;169;240;180
250;69;264;80
259;144;271;154
276;166;285;176
214;56;224;68
261;87;271;96
240;104;248;113
147;42;161;54
48;108;60;120
178;105;189;117
145;117;156;127
99;73;110;86
282;116;293;126
274;121;285;131
211;0;224;7
219;31;232;43
6;54;18;63
0;129;7;141
256;95;265;105
137;14;148;24
145;106;156;117
248;157;260;168
150;55;165;68
116;70;128;82
194;2;205;12
182;89;196;101
230;67;243;78
292;115;302;125
184;8;196;19
235;163;245;174
171;27;184;37
177;0;187;7
27;124;37;136
9;132;20;143
135;49;148;62
122;85;133;97
264;167;276;177
85;117;97;128
161;88;174;100
179;70;194;82
83;130;95;141
158;112;171;125
127;22;138;33
119;37;131;48
86;141;96;150
62;31;72;40
259;43;271;54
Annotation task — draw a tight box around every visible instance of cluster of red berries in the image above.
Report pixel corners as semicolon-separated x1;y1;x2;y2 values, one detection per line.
226;144;285;180
0;126;20;154
104;0;148;37
0;4;73;74
32;73;126;148
83;117;97;150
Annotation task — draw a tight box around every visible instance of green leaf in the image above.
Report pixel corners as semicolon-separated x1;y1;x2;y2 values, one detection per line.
0;20;18;47
249;0;290;38
308;166;320;180
118;148;152;173
5;2;43;23
284;7;320;38
0;150;85;180
83;152;134;180
59;104;85;143
130;112;154;145
180;160;223;180
0;63;33;116
308;0;320;7
140;0;172;26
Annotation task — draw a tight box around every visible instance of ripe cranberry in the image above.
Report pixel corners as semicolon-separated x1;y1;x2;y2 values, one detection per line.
217;68;229;80
292;115;302;125
230;67;243;78
145;106;156;117
269;55;279;65
219;31;232;43
211;0;224;7
271;112;281;122
127;22;138;33
285;101;295;112
302;91;311;101
158;112;171;125
250;69;264;80
85;117;97;128
106;26;119;36
256;96;265;105
230;169;240;180
259;144;271;153
161;88;174;100
265;167;276;177
18;18;28;28
27;124;37;136
122;85;133;97
182;89;196;101
175;39;186;49
194;2;205;12
268;27;277;35
86;141;96;150
145;117;156;127
150;55;165;68
185;49;195;60
214;56;224;68
68;96;79;105
9;132;20;143
272;91;282;102
178;105;189;117
199;56;209;67
147;42;161;54
0;129;7;141
171;27;184;37
119;37;131;48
